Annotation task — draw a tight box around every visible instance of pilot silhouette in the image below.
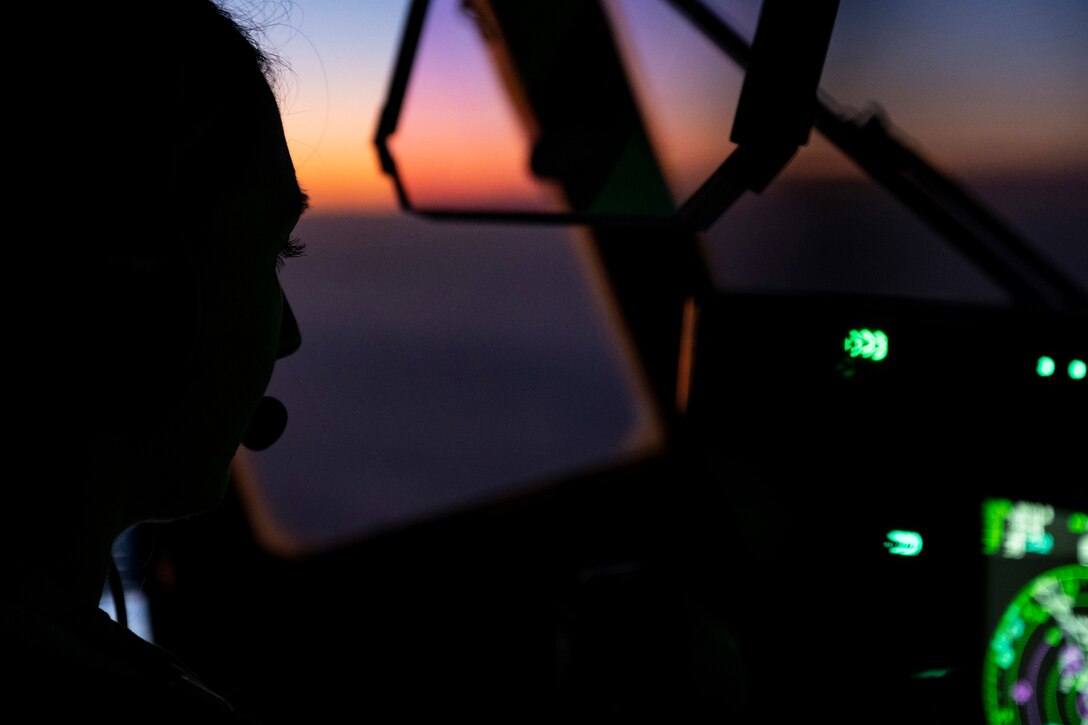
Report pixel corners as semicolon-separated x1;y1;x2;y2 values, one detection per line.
3;2;307;720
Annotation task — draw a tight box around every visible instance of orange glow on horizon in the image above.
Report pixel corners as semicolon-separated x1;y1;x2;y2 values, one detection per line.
285;129;398;214
288;119;1087;217
386;129;562;211
269;0;1087;217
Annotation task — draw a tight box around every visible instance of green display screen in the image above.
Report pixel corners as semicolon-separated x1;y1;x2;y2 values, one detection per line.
981;499;1088;725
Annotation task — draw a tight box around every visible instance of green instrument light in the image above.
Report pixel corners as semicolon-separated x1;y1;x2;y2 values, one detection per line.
845;328;888;362
1024;533;1054;555
983;499;1013;555
885;530;923;556
1069;512;1088;535
912;668;953;680
1069;359;1086;380
1036;356;1086;379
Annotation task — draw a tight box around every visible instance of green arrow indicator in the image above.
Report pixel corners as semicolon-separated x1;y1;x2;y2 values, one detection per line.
845;329;889;362
885;530;923;556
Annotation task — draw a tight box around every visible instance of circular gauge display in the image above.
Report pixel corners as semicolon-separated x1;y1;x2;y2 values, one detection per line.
983;563;1088;725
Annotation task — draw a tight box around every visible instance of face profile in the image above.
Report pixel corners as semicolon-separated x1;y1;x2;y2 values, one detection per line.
141;36;310;523
4;2;309;719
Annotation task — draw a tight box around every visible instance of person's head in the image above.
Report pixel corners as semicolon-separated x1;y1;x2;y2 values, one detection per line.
12;1;306;553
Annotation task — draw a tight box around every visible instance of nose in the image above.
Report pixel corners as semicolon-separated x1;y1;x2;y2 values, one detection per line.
278;293;302;359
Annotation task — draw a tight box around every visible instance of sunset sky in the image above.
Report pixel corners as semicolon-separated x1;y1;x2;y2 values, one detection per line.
230;0;1086;549
243;0;1087;215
